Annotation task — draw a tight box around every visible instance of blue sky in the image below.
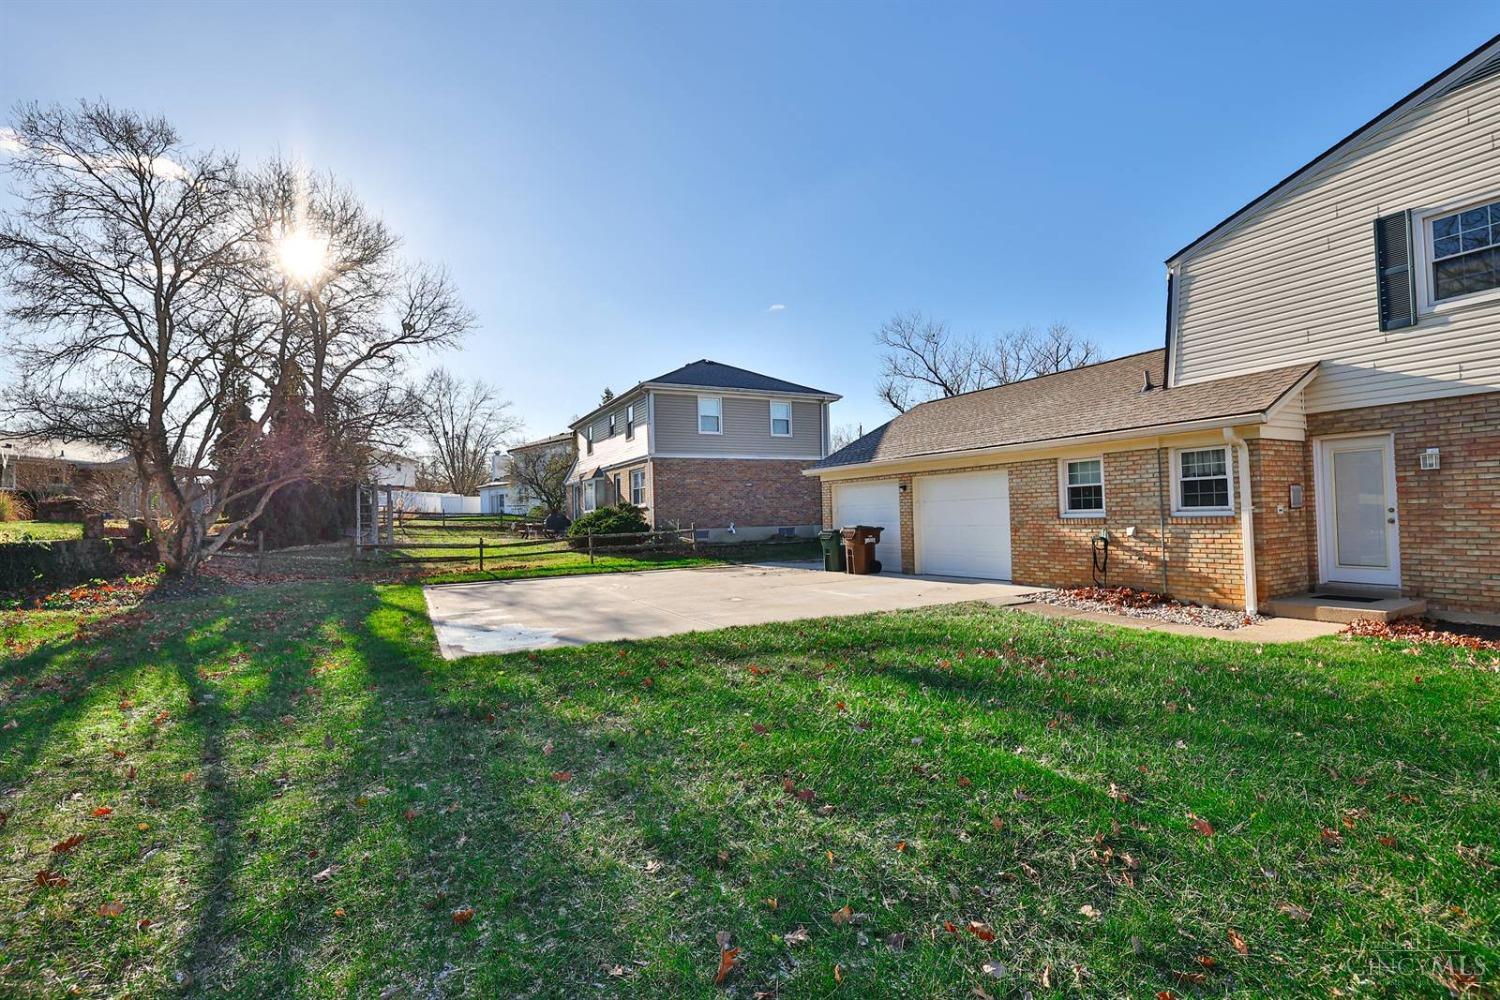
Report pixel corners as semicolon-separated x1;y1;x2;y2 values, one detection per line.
1;1;1493;441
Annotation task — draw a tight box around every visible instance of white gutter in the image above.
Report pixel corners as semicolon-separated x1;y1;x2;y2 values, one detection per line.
1223;427;1258;615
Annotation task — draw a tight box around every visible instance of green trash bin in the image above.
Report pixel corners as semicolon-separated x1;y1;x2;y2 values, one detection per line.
818;529;846;572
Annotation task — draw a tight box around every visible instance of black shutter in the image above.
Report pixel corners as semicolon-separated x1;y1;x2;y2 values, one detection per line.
1374;210;1415;331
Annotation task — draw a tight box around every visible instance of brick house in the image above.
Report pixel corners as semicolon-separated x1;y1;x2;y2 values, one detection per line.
565;360;839;541
0;435;132;500
810;35;1500;622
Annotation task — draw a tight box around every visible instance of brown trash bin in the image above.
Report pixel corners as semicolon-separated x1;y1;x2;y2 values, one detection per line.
840;525;884;574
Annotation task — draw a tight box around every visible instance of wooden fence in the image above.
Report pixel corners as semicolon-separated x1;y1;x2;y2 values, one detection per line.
352;527;696;570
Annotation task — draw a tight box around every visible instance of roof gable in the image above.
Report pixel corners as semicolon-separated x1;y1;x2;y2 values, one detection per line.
646;359;833;397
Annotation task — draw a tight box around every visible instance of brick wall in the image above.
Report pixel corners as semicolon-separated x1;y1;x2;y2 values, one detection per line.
1307;391;1500;615
650;457;822;529
820;445;1249;609
1248;438;1313;601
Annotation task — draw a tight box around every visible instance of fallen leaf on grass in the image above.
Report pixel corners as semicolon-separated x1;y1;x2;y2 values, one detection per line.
451;906;475;924
151;711;169;726
1170;970;1206;986
784;926;810;946
763;897;778;910
1078;905;1101;920
1319;827;1343;845
51;834;85;854
981;959;1008;978
644;860;663;875
1378;835;1398;848
1189;816;1215;837
831;905;853;926
312;866;338;883
136;917;152;930
98;900;124;918
967;920;996;941
91;806;113;817
751;723;769;735
1277;902;1312;921
1227;928;1248;955
1195;954;1216;969
35;869;69;887
541;740;554;756
552;771;573;783
833;964;842;983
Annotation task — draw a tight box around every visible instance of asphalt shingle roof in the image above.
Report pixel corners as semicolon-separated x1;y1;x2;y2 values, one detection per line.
811;350;1317;471
648;360;833;397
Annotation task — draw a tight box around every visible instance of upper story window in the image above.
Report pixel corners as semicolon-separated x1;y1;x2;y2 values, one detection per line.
769;400;792;437
697;396;722;434
608;412;617;437
1429;198;1500;303
584;424;594;455
1173;446;1233;515
625;403;636;440
1059;457;1104;516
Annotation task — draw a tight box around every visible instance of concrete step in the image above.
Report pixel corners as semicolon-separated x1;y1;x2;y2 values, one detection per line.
1262;593;1427;624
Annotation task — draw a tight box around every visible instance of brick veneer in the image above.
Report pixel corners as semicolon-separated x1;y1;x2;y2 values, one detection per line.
1248;438;1313;601
650;457;822;529
822;447;1251;609
1305;391;1500;615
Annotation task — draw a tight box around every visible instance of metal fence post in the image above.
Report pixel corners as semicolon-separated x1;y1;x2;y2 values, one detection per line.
479;536;485;572
588;532;595;565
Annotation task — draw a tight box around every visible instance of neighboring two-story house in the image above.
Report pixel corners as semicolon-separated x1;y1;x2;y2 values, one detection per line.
808;35;1500;621
567;360;840;541
480;431;574;515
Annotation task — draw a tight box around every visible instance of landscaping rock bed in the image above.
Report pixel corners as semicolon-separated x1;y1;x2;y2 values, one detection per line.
1033;586;1261;630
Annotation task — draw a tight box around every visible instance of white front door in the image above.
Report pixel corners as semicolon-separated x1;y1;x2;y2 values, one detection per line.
1317;434;1401;587
914;470;1012;580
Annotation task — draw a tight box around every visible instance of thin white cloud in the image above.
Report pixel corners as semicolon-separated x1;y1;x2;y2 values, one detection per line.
0;128;23;154
767;303;786;312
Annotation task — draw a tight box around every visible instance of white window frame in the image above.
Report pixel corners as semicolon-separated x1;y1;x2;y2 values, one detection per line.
1171;445;1235;516
0;456;14;491
625;403;636;440
608;412;617;437
630;468;645;505
1413;192;1500;317
697;395;722;435
769;399;793;437
582;481;597;512
584;424;594;455
1057;456;1106;517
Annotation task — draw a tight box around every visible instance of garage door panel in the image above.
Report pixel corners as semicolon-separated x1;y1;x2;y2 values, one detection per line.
915;471;1011;580
832;481;901;570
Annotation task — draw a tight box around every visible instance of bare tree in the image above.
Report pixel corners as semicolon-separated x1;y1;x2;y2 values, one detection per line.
830;423;865;452
508;441;576;515
874;310;1100;412
0;101;326;572
415;368;519;495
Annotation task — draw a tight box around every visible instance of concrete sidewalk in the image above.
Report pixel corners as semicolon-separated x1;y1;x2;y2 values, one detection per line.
423;562;1037;658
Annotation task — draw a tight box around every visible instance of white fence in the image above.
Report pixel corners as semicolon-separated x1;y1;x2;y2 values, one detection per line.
383;489;480;514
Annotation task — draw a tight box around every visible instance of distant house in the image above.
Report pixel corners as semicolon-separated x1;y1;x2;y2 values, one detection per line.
370;450;419;488
566;360;840;541
481;432;573;515
0;435;132;496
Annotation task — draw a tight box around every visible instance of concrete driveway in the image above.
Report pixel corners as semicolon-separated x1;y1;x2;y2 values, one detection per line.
423;563;1038;658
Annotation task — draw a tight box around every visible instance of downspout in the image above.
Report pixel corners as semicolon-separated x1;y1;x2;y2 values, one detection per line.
1223;427;1258;615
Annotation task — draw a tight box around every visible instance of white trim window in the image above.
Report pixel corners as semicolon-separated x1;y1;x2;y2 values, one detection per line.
582;481;598;512
630;468;645;505
1414;194;1500;314
584;424;594;455
0;457;14;491
769;400;792;437
1059;457;1105;516
625;403;636;440
697;396;722;434
608;412;617;437
1173;446;1234;514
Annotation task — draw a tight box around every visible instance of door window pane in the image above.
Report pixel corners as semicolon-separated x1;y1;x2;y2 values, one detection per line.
1333;448;1388;568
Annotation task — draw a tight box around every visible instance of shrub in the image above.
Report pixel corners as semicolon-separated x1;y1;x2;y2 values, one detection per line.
0;491;31;523
567;502;649;539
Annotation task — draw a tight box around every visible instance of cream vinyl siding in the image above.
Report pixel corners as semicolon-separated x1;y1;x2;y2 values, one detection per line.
651;392;824;456
575;394;649;470
1171;71;1500;413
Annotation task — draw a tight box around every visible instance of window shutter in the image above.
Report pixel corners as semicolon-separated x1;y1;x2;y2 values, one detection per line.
1374;210;1415;331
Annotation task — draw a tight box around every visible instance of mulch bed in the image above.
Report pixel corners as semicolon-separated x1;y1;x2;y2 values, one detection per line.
1342;617;1500;652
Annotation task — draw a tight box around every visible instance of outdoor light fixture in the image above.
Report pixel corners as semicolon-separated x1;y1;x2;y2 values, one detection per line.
1420;448;1440;471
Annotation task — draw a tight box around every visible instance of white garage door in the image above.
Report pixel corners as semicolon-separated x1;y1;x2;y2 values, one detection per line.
832;481;902;570
915;471;1011;580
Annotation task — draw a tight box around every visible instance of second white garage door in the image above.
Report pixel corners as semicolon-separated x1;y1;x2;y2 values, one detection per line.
915;471;1012;580
832;481;902;571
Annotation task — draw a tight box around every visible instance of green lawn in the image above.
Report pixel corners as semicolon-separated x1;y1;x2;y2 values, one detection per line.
0;520;83;542
1;579;1496;998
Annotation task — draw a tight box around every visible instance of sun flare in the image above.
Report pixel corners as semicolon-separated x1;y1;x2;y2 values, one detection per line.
273;226;330;286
